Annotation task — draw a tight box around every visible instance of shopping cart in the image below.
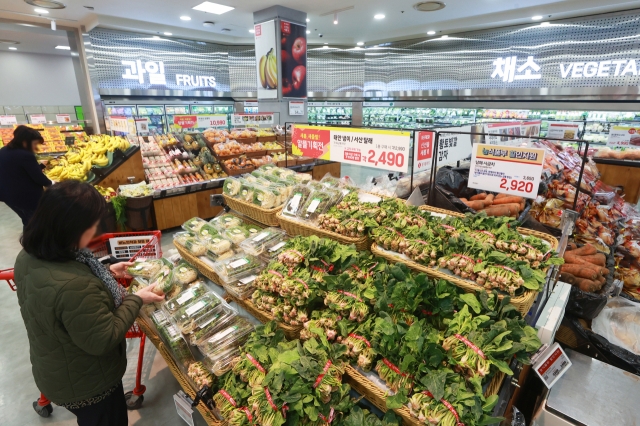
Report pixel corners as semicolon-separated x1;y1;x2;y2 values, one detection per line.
0;230;162;417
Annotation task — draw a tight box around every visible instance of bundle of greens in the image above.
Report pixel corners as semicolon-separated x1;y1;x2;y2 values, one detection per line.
335;406;401;426
213;371;252;420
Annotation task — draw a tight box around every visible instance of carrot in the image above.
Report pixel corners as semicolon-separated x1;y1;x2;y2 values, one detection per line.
569;244;597;256
519;200;526;211
566;242;578;251
482;203;521;217
559;272;577;285
492;196;525;205
470;193;487;201
462;200;486;210
560;264;598;280
495;193;508;199
577;253;606;267
484;194;495;205
575;277;599;293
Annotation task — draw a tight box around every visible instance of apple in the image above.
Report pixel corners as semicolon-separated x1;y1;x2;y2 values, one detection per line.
292;37;306;64
292;65;306;91
281;37;288;46
281;50;290;64
282;78;293;96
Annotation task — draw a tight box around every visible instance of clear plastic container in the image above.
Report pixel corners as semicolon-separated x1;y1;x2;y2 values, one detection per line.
197;317;254;356
224;273;258;300
172;261;199;286
203;346;241;376
149;262;175;296
170;293;224;334
150;309;169;328
158;323;195;368
173;231;195;246
239;227;286;256
260;236;289;262
180;237;207;257
182;217;208;233
298;187;342;222
282;185;312;218
204;237;234;257
189;305;237;346
127;259;166;279
224;226;251;245
210;213;244;230
212;254;263;284
243;223;263;236
252;185;280;209
163;281;208;316
197;223;222;242
222;176;242;197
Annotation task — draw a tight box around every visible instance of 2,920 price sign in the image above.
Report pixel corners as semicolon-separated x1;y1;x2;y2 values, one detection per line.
468;144;545;200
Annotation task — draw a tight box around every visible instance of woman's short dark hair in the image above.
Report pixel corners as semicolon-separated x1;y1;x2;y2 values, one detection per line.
21;181;106;261
7;125;44;150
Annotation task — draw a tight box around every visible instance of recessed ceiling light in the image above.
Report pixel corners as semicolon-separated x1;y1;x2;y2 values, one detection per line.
427;30;436;35
322;45;329;49
25;0;66;9
152;35;160;39
249;29;255;33
34;8;49;13
55;45;70;49
17;23;37;27
540;22;550;26
203;21;215;27
164;32;172;35
192;1;234;15
180;15;191;21
441;35;448;39
357;41;364;46
306;18;310;22
413;2;446;12
531;15;543;20
374;14;385;19
306;30;311;34
8;47;17;50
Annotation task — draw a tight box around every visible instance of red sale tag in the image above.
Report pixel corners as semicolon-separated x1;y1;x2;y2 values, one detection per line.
174;115;197;128
292;127;330;158
254;25;262;37
417;131;434;161
281;21;291;35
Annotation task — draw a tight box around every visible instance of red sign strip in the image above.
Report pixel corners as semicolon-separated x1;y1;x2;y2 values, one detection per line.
454;334;487;360
219;389;237;408
337;290;362;302
246;353;266;374
422;391;465;426
241;406;253;422
348;333;371;348
264;387;278;411
313;360;333;388
268;270;284;278
382;358;407;377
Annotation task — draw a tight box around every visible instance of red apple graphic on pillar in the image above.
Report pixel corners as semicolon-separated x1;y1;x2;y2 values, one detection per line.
282;77;293;96
292;65;306;90
292;37;306;64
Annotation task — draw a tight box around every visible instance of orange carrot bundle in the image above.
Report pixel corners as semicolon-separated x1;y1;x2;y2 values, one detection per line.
575;277;599;293
482;203;521;217
462;200;486;210
560;264;598;280
568;244;597;256
470;193;487;201
484;194;495;205
492;196;525;205
495;193;508;199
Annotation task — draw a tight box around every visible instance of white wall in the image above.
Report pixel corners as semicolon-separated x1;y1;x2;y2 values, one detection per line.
0;51;81;106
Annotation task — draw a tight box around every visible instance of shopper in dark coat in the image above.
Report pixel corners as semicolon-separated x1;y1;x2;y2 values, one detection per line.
14;181;165;426
0;125;52;225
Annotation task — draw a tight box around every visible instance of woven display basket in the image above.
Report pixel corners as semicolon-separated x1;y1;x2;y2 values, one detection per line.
135;315;163;348
174;243;223;287
222;194;282;227
276;211;371;251
344;366;505;426
157;342;224;426
226;292;303;340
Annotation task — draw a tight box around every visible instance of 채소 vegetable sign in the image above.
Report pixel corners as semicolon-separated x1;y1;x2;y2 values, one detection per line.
468;144;545;199
291;125;411;173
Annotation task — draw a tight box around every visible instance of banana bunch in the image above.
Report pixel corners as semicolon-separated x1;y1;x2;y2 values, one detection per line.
46;163;89;182
258;48;278;89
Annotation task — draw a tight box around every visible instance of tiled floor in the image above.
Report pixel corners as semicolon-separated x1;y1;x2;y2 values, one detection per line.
0;203;207;426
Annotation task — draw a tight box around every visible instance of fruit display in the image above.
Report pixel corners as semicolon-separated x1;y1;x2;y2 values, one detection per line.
222;156;254;174
203;129;229;145
257;47;278;90
94;185;117;202
594;147;640;161
229;129;257;140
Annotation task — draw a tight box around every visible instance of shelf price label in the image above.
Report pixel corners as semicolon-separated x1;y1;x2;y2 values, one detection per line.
231;113;274;126
56;114;71;123
533;343;572;388
468;143;545;199
197;115;228;128
292;125;411;173
30;114;47;125
607;126;640;148
0;115;17;125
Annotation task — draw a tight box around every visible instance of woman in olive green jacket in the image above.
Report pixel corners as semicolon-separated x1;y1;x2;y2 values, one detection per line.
14;181;164;426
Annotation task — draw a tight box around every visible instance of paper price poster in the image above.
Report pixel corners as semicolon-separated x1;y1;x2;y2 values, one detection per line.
484;122;522;146
231;114;274;126
292;125;411;173
547;122;580;140
254;20;278;99
30;114;47;125
468;143;545;199
197;115;228;128
607;126;640;148
521;120;541;138
413;131;434;172
56;114;71;123
0;115;17;125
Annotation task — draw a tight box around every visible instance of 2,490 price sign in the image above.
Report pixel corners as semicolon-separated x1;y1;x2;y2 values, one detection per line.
360;149;405;169
330;129;411;173
468;144;545;199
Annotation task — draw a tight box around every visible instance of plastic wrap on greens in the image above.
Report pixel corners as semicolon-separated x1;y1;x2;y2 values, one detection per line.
252;185;279;209
197;224;221;242
163;282;208;315
224;226;251;244
189;305;237;346
239;181;257;203
159;324;195;368
320;174;341;188
212;254;262;284
127;259;165;279
171;294;223;334
223;177;242;196
298;188;342;222
197;318;254;356
212;214;243;229
149;263;175;296
205;237;234;256
282;185;312;218
183;238;207;256
173;231;195;246
182;217;207;233
173;261;198;285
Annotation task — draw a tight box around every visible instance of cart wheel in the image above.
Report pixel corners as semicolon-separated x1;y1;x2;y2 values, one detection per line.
124;391;144;410
32;401;53;417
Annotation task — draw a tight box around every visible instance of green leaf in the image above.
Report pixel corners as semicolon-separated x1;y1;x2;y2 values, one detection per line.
419;370;447;401
385;389;408;409
459;293;482;314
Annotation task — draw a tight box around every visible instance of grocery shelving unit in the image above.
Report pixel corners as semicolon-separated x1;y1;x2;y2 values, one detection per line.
308;103;353;126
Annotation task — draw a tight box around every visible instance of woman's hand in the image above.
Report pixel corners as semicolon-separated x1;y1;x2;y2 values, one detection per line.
110;262;134;279
135;284;165;304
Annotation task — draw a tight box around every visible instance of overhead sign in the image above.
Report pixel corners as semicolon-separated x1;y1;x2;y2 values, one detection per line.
492;56;542;83
484;122;523;146
121;60;216;88
291;125;411;173
231;113;274;126
173;115;228;129
363;102;395;107
30;114;47;125
468;143;545;199
288;101;305;116
56;114;71;124
607;126;640;148
547;122;581;140
560;60;638;78
0;115;17;125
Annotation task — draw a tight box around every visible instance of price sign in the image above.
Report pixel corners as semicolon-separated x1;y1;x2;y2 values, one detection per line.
173;115;198;129
289;101;305;116
521;120;542;138
292;125;410;173
533;343;572;388
433;126;473;165
243;101;259;107
197;115;228;128
547;122;581;140
468;143;545;199
0;115;17;125
413;131;434;172
56;114;71;123
30;114;47;124
173;392;195;426
135;118;150;134
231;113;274;126
110;116;129;133
484;122;523;146
607;126;640;148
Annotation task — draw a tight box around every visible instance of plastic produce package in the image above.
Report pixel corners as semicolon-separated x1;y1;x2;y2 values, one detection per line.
163;281;208;315
171;293;224;334
172;260;199;286
212;253;263;284
224;226;251;244
282;184;312;218
148;261;175;296
592;297;640;355
197;223;222;242
197;317;254;356
127;259;166;279
211;213;244;230
158;323;195;368
238;227;286;256
189;305;237;346
298;187;342;223
203;346;241;376
182;217;208;233
224;273;259;300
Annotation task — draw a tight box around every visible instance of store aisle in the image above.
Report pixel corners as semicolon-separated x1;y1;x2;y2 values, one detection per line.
0;203;206;426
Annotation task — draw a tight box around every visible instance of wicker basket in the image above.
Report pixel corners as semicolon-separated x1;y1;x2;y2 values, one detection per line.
174;243;223;287
226;293;303;340
344;366;505;426
222;194;282;227
135;315;163;347
157;342;225;426
276;211;371;251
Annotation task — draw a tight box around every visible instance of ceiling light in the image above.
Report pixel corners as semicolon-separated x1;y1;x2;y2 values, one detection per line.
374;14;385;19
322;45;329;49
180;15;191;21
531;15;543;20
55;45;70;49
427;30;436;35
413;2;446;12
203;21;215;27
540;22;550;26
25;0;66;9
8;47;17;50
334;13;338;25
306;18;310;22
164;32;172;35
324;42;328;44
34;8;49;13
441;35;448;38
357;41;364;46
249;29;255;33
306;30;311;34
152;35;160;39
192;1;234;15
354;47;362;50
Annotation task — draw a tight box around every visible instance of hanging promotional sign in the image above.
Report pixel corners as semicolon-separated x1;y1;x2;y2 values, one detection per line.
468;143;545;199
607;126;640;148
56;114;71;124
231;114;274;126
484;122;522;146
30;114;47;125
292;125;411;173
135;118;150;134
280;20;307;99
173;115;198;129
0;115;17;125
435;126;474;165
413;131;434;172
521;120;542;138
547;122;581;140
110;116;129;133
254;20;278;99
288;101;305;116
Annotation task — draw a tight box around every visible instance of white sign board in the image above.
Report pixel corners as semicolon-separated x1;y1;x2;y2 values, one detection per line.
110;116;130;133
0;115;17;125
244;101;259;107
468;143;545;199
435;126;474;164
521;120;542;138
533;343;572;388
607;125;640;148
231;113;274;126
484;122;522;145
547;122;581;140
30;114;47;124
197;115;228;128
135;118;150;134
288;101;305;116
56;114;71;124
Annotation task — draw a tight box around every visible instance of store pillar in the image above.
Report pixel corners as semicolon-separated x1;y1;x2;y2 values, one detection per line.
253;6;307;125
